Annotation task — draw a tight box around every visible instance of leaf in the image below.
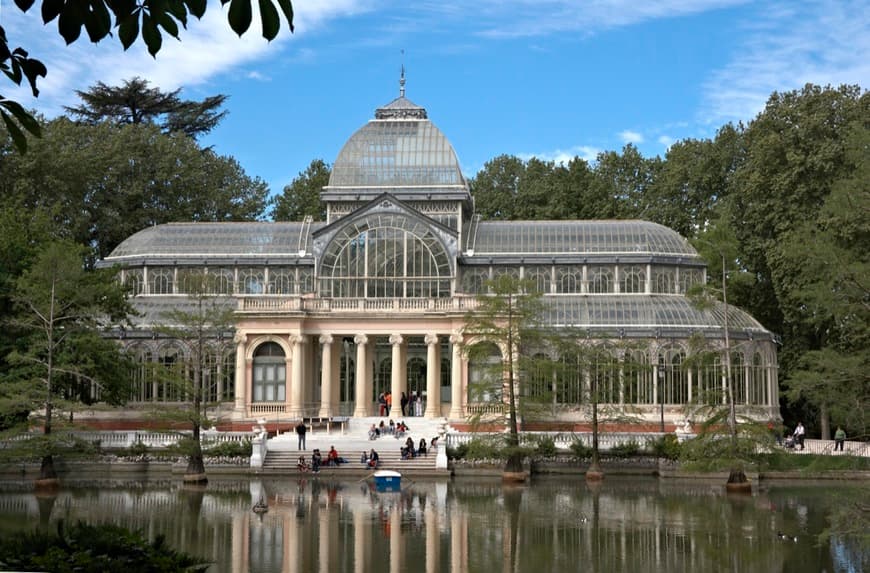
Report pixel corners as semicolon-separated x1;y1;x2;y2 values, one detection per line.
0;99;41;136
141;12;163;56
57;4;84;44
82;0;113;42
258;0;279;40
165;0;189;28
118;13;140;50
0;108;27;153
184;0;207;18
274;0;294;32
14;0;35;12
227;0;252;36
40;0;62;24
157;12;180;38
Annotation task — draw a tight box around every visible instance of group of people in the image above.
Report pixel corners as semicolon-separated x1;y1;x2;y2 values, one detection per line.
368;419;410;440
777;421;848;452
400;437;428;460
378;391;424;417
361;449;380;469
297;445;348;473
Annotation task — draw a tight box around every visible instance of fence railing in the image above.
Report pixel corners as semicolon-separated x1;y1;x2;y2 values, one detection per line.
3;430;255;450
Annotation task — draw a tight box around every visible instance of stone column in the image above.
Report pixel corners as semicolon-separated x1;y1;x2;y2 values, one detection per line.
389;334;405;415
319;335;335;417
425;333;441;418
449;333;464;420
291;335;306;416
353;335;369;417
233;332;247;414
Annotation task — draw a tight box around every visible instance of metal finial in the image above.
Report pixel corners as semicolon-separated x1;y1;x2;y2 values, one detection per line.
399;49;406;97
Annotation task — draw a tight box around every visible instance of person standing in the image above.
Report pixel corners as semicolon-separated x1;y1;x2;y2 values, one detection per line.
794;421;805;451
295;420;307;450
834;426;846;452
400;391;409;417
378;392;386;416
385;391;392;416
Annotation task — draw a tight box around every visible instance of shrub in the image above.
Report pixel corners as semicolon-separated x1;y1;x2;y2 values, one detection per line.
609;441;641;458
464;435;506;460
528;435;558;457
648;434;681;460
569;439;592;459
124;441;150;457
205;440;252;458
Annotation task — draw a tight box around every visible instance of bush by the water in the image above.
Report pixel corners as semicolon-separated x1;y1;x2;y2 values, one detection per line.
206;439;252;458
0;521;209;572
569;439;592;458
609;440;641;458
648;434;682;460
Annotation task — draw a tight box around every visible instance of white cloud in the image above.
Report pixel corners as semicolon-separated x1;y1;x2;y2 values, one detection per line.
619;130;644;144
4;0;371;117
701;0;870;125
657;135;675;148
519;145;600;165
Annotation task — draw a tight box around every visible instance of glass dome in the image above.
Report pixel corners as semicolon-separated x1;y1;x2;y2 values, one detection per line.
326;96;466;192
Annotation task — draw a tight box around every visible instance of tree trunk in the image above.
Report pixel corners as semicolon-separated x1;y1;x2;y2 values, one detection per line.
820;404;830;440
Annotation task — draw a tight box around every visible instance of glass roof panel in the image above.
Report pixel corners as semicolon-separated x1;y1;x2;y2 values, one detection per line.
105;222;327;259
468;220;697;256
540;295;769;333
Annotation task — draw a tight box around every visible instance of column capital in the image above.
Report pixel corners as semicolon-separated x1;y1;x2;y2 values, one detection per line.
319;334;334;345
424;333;439;346
233;331;247;344
354;334;368;346
389;333;404;346
449;332;463;345
289;334;308;345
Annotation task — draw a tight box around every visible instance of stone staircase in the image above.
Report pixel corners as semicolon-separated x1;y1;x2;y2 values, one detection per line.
261;416;449;477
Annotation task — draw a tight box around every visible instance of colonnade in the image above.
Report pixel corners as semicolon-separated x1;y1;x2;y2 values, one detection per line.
233;329;466;420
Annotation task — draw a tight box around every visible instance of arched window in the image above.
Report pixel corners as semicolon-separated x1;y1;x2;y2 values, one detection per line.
750;352;766;405
126;344;153;402
268;269;295;294
556;348;584;405
525;352;552;400
149;268;174;295
319;213;452;298
407;356;426;398
557;266;583;293
652;267;676;294
124;269;144;296
376;357;391;401
731;351;746;404
157;343;185;401
623;350;652;404
524;266;551;294
460;268;489;294
620;265;646;294
658;347;687;404
221;350;235;401
252;342;286;402
591;350;618;404
467;342;502;404
209;268;235;295
679;268;703;294
588;266;613;294
239;268;265;295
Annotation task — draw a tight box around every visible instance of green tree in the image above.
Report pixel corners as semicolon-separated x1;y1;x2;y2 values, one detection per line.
464;274;550;476
152;270;236;484
66;77;228;140
4;240;132;484
592;144;661;218
469;155;525;220
1;118;269;261
271;159;330;221
1;0;295;150
726;83;868;437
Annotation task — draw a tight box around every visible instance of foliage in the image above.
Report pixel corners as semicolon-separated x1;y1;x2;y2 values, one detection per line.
754;452;870;473
820;485;870;550
65;77;228;140
205;439;252;458
1;0;294;151
569;439;592;459
3;240;133;479
0;117;269;261
528;435;558;457
124;441;151;457
608;441;641;458
150;270;237;479
647;434;682;461
0;520;209;572
271;159;330;221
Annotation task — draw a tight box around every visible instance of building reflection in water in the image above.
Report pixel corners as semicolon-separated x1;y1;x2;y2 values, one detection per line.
0;478;863;573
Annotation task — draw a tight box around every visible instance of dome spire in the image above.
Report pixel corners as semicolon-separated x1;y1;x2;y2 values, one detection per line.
399;50;406;97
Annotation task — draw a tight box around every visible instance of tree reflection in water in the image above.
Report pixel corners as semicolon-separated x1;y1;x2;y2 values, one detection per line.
0;477;865;572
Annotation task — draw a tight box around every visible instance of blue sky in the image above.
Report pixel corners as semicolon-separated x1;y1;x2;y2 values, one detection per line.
3;0;868;198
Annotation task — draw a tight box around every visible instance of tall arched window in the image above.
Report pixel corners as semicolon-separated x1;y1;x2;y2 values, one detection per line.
239;268;265;294
268;269;295;294
750;352;766;405
620;265;646;294
319;213;452;298
252;342;286;402
124;269;144;296
588;266;613;294
623;350;652;404
658;347;687;404
557;266;583;294
407;356;426;398
467;342;502;404
524;266;551;294
149;268;174;295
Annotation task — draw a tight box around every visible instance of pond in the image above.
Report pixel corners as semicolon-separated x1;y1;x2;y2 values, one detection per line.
0;476;866;572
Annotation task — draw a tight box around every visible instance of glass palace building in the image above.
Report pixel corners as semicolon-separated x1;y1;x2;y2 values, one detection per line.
99;88;780;430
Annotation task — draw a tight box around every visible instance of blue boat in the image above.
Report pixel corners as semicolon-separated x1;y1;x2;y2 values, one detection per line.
373;470;402;492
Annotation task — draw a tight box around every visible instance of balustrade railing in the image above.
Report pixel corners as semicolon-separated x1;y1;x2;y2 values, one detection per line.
238;296;479;314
